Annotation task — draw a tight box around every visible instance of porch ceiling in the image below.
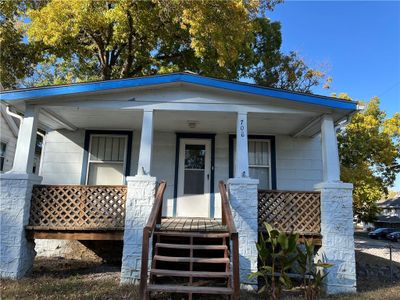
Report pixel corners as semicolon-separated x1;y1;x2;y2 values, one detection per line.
36;107;314;136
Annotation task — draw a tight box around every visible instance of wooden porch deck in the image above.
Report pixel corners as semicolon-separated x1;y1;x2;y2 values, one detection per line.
158;217;227;232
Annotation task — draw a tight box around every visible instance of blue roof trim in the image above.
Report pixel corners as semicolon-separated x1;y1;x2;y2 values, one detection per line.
0;73;357;110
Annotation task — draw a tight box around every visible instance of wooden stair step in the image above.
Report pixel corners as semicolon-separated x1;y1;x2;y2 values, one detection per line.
150;269;231;278
156;243;227;250
147;284;233;295
154;255;229;264
155;231;229;238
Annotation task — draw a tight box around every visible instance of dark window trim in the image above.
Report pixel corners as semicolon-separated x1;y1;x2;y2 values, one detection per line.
229;134;277;189
173;132;216;217
81;130;133;185
0;141;6;172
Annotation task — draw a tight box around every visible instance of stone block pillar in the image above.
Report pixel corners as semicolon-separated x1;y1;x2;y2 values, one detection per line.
227;177;259;288
315;181;356;294
0;173;42;279
120;175;156;284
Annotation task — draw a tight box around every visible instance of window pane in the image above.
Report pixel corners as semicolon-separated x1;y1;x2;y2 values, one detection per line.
248;140;270;166
104;137;113;161
249;141;255;165
250;167;270;189
112;138;120;161
184;170;204;194
118;137;125;161
90;136;125;162
0;142;6;156
185;145;205;169
88;163;124;185
90;137;98;160
97;137;106;160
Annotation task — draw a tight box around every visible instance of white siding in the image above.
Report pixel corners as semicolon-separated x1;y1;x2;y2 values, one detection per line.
150;132;176;216
40;130;86;184
275;135;323;190
213;134;230;218
0;114;17;172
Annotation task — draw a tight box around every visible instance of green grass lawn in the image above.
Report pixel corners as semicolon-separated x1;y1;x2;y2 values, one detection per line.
1;257;400;299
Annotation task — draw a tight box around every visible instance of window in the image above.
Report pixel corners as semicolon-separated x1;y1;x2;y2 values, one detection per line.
86;135;128;185
0;142;6;172
230;135;275;190
248;140;271;190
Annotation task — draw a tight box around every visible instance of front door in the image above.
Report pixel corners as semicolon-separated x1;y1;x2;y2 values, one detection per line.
177;139;211;217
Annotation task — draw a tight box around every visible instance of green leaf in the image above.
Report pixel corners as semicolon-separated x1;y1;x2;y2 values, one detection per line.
278;232;288;250
315;262;333;268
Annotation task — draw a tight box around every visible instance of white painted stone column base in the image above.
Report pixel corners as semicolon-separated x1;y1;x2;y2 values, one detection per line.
314;181;357;294
0;173;42;279
227;177;259;289
121;175;157;285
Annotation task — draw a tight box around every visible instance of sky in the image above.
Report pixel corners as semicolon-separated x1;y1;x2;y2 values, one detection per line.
267;0;400;190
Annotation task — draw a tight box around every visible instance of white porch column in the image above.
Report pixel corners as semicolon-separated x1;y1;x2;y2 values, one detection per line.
235;112;249;178
12;105;40;173
228;111;259;288
121;109;156;285
137;109;154;176
320;114;340;182
0;104;42;279
315;114;356;294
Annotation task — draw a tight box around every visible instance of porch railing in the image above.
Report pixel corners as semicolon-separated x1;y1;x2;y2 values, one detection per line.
28;185;127;230
258;190;321;236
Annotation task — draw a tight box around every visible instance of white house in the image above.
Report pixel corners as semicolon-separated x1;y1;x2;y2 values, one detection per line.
0;73;358;298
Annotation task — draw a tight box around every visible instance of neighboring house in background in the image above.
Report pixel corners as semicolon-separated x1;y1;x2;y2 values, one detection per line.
0;72;358;296
375;194;400;229
0;103;19;172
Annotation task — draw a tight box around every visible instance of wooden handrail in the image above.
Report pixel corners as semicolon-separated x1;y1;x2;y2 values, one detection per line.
218;180;240;300
218;181;237;235
144;181;167;231
139;180;167;300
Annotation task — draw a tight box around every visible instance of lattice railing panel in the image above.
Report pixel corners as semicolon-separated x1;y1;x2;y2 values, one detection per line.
258;190;321;235
29;185;127;229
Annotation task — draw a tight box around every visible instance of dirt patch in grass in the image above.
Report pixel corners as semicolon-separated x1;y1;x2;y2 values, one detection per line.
0;258;137;300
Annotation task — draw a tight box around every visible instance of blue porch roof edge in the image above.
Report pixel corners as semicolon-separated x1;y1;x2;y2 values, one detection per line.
0;73;357;110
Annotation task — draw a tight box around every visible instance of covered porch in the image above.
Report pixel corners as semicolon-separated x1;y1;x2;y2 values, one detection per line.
0;74;357;294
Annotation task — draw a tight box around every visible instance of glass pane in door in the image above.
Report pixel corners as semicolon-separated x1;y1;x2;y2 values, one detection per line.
184;144;205;194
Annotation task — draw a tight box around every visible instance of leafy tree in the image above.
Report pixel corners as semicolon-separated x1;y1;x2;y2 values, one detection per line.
0;0;42;88
26;0;264;80
251;48;327;93
19;0;325;91
337;96;400;222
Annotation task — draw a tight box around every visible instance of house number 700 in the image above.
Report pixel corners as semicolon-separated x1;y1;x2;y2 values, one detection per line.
240;119;245;137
